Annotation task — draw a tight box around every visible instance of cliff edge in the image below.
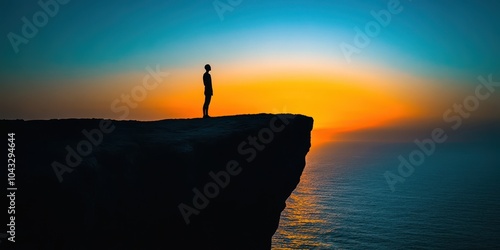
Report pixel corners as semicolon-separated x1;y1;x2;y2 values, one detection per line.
2;114;313;249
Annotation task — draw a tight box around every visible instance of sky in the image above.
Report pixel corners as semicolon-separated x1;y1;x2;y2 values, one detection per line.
1;0;499;144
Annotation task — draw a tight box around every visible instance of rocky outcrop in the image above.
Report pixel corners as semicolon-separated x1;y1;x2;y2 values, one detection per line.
1;114;313;250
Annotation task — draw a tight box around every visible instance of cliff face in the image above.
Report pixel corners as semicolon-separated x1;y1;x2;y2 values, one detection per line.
2;114;313;250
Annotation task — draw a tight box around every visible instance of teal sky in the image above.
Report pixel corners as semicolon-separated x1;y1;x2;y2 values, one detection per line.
1;0;499;80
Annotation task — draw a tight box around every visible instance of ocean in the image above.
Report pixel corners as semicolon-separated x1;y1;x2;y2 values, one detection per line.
272;140;500;249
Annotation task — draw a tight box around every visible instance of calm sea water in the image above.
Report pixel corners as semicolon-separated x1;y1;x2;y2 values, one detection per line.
272;141;500;249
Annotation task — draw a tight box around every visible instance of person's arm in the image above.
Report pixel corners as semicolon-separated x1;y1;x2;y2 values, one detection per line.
209;75;213;95
209;75;212;93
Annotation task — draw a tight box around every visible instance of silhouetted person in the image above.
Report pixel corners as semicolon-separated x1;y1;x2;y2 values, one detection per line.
203;64;213;118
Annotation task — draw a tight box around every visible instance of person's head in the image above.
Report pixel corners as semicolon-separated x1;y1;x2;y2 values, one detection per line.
205;64;211;72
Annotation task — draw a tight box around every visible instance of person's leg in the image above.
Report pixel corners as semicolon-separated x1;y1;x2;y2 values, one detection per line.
205;95;212;117
203;95;211;117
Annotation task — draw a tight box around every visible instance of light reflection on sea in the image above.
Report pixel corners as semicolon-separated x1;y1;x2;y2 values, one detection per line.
272;141;500;249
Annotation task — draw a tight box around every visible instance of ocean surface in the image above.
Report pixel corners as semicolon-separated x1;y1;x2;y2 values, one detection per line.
272;140;500;249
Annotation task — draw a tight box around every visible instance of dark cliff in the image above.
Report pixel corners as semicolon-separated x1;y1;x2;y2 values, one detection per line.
1;114;313;249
